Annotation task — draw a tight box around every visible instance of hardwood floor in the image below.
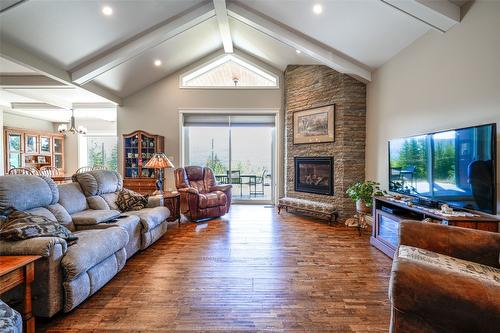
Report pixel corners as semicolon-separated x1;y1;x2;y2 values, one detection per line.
38;205;392;332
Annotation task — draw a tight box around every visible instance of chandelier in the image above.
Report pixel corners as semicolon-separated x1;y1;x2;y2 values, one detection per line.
58;109;87;135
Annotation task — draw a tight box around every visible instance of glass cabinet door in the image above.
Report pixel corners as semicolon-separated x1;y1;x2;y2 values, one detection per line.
25;134;38;154
124;134;140;178
7;133;23;169
53;137;63;169
140;133;156;178
40;136;51;154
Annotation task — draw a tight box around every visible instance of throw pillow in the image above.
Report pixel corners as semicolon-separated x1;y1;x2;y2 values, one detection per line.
0;208;78;244
115;189;149;212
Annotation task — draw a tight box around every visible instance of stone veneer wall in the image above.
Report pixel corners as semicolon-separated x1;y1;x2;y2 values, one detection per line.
284;65;366;219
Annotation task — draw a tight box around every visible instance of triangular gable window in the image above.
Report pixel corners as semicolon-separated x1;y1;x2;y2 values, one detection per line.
180;54;279;88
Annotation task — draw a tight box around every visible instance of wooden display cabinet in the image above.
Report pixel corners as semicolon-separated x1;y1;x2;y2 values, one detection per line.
4;127;64;174
122;130;165;194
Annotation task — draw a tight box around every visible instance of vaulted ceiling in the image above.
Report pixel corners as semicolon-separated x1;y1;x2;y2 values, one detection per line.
0;0;463;112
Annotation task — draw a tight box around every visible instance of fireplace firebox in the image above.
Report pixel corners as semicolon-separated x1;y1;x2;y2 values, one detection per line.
294;157;333;195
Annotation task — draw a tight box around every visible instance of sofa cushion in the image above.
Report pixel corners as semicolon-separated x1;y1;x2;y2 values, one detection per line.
0;175;58;211
198;191;226;208
100;192;119;210
70;210;121;226
87;196;110;210
398;245;500;283
25;207;57;221
73;170;123;196
61;227;128;280
0;208;77;243
124;206;169;231
47;203;73;230
58;183;88;214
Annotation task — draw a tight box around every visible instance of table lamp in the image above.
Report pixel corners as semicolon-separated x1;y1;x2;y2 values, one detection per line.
144;153;174;195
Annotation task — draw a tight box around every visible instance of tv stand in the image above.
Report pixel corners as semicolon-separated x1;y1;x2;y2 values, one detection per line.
370;196;499;258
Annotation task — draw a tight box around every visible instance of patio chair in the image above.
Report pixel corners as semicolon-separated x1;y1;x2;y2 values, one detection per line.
250;169;267;196
227;170;243;197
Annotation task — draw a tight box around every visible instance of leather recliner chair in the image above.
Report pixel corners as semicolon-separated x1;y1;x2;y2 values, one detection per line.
174;166;232;221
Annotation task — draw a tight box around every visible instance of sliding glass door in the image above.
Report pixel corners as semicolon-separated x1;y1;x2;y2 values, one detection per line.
182;113;275;203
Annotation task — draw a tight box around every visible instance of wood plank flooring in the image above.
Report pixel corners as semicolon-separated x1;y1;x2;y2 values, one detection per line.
38;205;392;332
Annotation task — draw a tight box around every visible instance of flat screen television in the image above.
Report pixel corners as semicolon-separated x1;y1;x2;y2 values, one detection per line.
388;123;497;215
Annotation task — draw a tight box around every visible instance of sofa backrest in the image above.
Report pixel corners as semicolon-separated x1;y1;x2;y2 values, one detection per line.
72;170;123;196
0;175;59;211
57;182;89;214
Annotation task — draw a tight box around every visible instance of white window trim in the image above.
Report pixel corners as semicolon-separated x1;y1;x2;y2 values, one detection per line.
178;108;281;205
179;53;280;90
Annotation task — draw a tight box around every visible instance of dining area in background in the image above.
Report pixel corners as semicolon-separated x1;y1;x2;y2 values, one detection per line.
215;169;270;200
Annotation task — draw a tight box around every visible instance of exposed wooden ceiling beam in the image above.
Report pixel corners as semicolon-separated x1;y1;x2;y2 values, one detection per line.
0;40;122;105
10;102;63;110
0;0;28;14
72;102;115;109
71;2;216;85
213;0;233;53
380;0;460;32
0;75;69;88
227;2;371;82
3;88;72;109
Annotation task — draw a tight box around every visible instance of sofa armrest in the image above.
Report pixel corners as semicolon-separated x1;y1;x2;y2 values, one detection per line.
0;237;68;258
147;195;164;208
211;184;232;192
399;220;500;267
390;254;500;332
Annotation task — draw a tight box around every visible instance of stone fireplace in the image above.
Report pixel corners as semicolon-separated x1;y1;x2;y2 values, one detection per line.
284;65;366;219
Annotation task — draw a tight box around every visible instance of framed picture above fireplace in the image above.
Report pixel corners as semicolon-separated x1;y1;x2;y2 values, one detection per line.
293;104;335;144
294;157;334;195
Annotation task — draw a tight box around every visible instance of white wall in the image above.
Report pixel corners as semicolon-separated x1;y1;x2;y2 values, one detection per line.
366;1;500;216
3;112;55;132
0;109;4;174
118;52;284;192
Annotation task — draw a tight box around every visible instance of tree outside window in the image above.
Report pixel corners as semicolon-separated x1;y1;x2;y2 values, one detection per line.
87;136;117;171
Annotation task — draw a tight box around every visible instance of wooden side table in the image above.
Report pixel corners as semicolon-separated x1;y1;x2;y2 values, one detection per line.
0;256;41;333
163;192;181;225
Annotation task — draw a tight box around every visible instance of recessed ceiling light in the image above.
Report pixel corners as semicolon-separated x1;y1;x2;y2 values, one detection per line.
154;59;162;67
102;6;113;16
312;4;323;15
296;50;302;54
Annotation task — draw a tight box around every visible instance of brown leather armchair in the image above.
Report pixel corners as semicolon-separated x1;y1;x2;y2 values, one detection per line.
174;166;232;221
389;221;500;333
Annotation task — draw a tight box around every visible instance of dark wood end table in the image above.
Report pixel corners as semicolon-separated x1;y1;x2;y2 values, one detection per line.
163;192;181;225
0;255;41;333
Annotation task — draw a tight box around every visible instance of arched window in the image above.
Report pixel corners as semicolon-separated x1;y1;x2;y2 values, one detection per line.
180;54;279;89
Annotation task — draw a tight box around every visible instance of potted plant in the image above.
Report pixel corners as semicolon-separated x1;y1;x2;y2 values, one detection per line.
346;181;386;213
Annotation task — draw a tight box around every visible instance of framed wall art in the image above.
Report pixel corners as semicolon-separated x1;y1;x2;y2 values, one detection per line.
293;104;335;144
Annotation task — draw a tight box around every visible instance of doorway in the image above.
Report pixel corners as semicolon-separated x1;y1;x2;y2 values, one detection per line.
180;111;278;204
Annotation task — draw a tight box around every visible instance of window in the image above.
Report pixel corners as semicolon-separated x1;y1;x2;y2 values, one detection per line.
180;54;279;89
81;136;118;171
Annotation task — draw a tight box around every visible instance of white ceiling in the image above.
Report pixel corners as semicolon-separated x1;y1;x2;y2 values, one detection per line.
239;0;430;69
93;16;223;97
0;0;204;69
0;0;464;108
